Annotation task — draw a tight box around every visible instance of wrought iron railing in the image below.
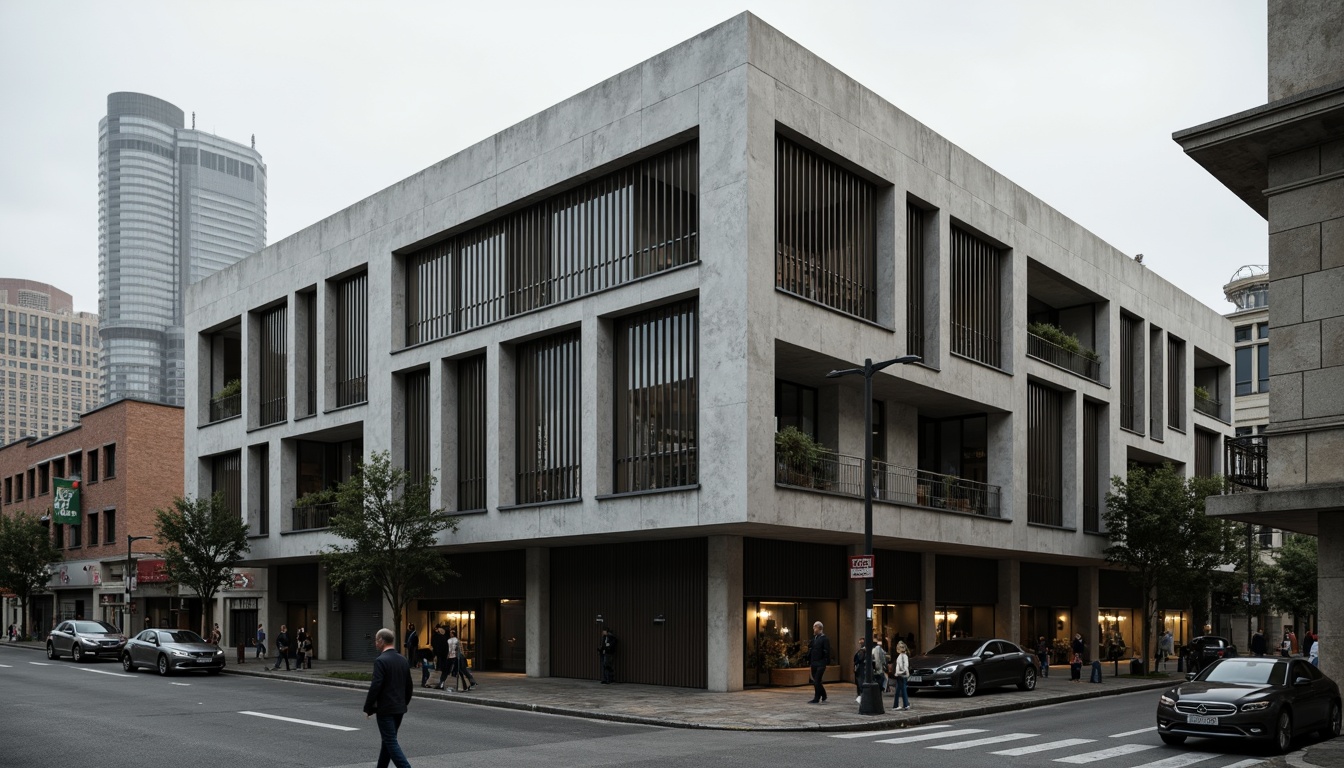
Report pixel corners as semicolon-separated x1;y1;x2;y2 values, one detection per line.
337;376;367;407
1194;393;1222;419
1027;332;1101;382
1224;437;1267;492
259;396;286;427
775;448;1001;518
291;502;336;531
209;393;241;423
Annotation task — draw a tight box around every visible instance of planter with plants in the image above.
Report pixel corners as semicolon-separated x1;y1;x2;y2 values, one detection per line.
775;426;828;488
1028;321;1100;362
212;378;241;402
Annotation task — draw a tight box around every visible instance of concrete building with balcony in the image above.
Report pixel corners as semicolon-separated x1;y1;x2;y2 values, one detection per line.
185;14;1233;689
1183;0;1344;676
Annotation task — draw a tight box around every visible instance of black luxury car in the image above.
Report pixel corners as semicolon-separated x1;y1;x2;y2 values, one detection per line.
46;620;127;662
1156;656;1341;754
906;638;1038;697
121;628;227;676
1181;635;1239;673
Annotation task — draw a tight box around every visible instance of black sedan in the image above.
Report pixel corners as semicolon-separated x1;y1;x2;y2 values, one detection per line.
46;620;127;662
1156;656;1341;754
1182;635;1239;673
907;638;1037;697
121;628;226;676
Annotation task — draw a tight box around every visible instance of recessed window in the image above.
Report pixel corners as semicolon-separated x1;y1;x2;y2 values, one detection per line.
1234;325;1252;343
614;300;699;492
516;332;581;504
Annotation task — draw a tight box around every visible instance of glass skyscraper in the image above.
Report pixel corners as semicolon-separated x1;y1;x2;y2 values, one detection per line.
98;92;266;406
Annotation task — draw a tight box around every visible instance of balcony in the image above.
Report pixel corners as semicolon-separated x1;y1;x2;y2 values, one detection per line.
208;393;241;423
775;447;1002;518
1027;329;1101;382
1224;437;1267;492
1194;391;1222;419
291;502;335;531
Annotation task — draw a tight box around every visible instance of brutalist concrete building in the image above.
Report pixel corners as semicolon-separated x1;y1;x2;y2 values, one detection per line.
186;14;1232;690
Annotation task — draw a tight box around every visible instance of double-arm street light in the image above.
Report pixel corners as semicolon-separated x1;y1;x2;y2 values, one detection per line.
125;534;152;633
826;353;921;716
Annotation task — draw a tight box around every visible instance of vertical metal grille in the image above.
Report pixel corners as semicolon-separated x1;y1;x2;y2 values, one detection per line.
949;226;1002;368
336;272;368;406
774;136;876;320
305;292;317;416
1194;429;1217;478
1167;337;1184;430
906;203;925;359
258;445;270;536
402;142;698;344
614;299;698;492
258;304;287;426
516;331;581;504
404;369;430;484
1120;315;1140;431
1083;400;1101;533
456;355;487;511
1027;382;1062;526
211;451;242;521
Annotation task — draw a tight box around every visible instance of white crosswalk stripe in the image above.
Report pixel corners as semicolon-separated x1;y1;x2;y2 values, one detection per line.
1125;753;1220;768
875;728;987;744
991;738;1097;756
1054;743;1159;763
1109;726;1156;738
1218;760;1264;768
928;732;1038;750
830;725;949;739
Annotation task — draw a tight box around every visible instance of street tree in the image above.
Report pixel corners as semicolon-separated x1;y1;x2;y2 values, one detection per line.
153;493;251;638
297;451;458;649
1261;533;1318;635
0;511;62;638
1103;463;1235;672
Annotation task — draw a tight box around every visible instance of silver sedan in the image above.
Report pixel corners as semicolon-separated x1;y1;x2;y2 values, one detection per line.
121;628;226;676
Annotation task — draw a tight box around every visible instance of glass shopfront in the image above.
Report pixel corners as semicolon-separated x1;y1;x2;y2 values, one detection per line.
872;602;920;654
745;600;839;687
1098;608;1137;660
933;604;994;645
1021;605;1075;664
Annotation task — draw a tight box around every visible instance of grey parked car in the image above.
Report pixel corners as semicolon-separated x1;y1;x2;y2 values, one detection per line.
121;628;226;676
46;620;127;662
907;638;1038;697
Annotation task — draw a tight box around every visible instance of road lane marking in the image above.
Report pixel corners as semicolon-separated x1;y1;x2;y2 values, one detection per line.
29;662;51;666
239;711;359;731
76;667;135;678
0;664;12;668
170;682;191;686
1055;744;1158;763
1127;753;1219;768
1109;726;1156;738
831;725;950;739
928;732;1039;750
877;728;987;744
992;739;1097;756
1219;760;1264;768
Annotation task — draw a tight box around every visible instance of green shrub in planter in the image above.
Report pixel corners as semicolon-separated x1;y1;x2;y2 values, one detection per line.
212;378;241;402
1028;322;1099;362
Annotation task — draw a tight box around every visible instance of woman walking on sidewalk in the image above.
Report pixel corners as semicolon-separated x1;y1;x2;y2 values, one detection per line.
892;641;911;711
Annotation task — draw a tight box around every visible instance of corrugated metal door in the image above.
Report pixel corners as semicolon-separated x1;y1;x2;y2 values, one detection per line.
341;590;382;662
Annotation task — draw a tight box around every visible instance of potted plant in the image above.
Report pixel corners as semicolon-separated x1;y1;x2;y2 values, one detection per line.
1028;321;1099;363
1194;385;1213;402
775;426;823;487
212;378;241;402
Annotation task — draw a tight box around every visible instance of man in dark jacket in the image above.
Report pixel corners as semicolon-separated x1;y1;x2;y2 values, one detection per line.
807;621;831;704
271;625;290;671
403;623;418;664
599;628;617;684
431;626;450;690
1251;627;1268;656
364;627;413;768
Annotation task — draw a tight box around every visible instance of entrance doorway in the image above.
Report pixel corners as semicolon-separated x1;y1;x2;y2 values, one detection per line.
287;602;319;659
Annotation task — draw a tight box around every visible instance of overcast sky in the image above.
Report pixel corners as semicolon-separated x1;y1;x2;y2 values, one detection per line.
0;0;1267;315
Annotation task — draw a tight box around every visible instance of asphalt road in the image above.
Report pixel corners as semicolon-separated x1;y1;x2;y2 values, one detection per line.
0;645;1319;768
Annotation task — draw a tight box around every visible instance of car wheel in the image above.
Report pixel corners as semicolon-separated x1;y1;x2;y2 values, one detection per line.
959;670;978;697
1018;666;1037;691
1274;709;1293;754
45;642;56;660
1321;701;1341;740
122;654;135;673
1160;733;1186;746
157;655;170;677
72;644;83;663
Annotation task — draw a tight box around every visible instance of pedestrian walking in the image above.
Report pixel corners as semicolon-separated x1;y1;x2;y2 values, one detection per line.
1281;630;1293;658
892;640;911;710
1251;627;1267;656
598;627;617;685
296;628;309;669
1035;636;1050;677
1304;630;1318;660
209;623;222;646
852;639;867;700
1070;651;1083;682
404;623;418;664
1071;633;1085;663
1159;630;1174;670
271;624;291;670
871;639;888;694
301;633;314;669
806;621;831;704
432;626;450;689
1310;637;1321;668
363;627;413;768
448;628;476;690
256;624;267;659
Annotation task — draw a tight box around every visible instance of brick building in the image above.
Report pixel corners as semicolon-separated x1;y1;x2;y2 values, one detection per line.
1;398;182;635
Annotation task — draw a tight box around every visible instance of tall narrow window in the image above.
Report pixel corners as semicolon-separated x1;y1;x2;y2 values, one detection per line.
259;304;287;426
775;379;819;439
404;369;430;483
949;226;1002;368
1120;314;1142;432
1257;344;1269;393
516;331;581;504
104;509;115;544
775;135;876;320
1235;347;1253;396
304;292;317;416
457;355;487;511
406;242;452;345
1194;429;1218;478
614;300;698;492
336;272;368;406
212;451;242;521
1027;382;1063;526
257;446;270;536
1167;337;1185;431
906;203;925;359
1083;401;1102;533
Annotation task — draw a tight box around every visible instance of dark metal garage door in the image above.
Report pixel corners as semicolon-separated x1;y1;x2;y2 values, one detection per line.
341;590;382;662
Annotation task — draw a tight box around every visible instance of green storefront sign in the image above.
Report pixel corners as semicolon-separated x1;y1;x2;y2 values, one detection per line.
52;478;81;525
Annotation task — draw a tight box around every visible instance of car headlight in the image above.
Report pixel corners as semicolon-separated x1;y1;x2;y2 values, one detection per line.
215;650;225;656
80;638;98;646
936;664;960;675
1241;701;1271;711
1159;695;1176;707
171;650;190;657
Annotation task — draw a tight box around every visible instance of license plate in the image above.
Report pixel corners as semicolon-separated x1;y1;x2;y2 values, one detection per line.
1188;715;1219;725
909;675;923;682
197;659;213;664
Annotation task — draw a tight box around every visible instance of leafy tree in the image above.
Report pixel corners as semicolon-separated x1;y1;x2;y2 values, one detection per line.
1261;533;1318;634
297;451;459;649
153;493;251;637
1103;464;1236;672
0;511;62;638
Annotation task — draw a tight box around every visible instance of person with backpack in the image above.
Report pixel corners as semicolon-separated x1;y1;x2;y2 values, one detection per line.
599;627;617;684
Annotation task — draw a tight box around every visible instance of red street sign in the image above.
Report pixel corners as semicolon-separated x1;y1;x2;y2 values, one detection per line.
849;555;875;580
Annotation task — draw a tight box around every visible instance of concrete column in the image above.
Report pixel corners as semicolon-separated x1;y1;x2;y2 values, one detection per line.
1319;512;1344;678
1078;566;1099;663
996;559;1020;642
706;535;744;692
316;563;339;661
841;544;864;683
919;552;936;653
525;547;550;678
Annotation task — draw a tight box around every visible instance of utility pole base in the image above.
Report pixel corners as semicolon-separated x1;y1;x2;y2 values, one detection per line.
858;682;885;715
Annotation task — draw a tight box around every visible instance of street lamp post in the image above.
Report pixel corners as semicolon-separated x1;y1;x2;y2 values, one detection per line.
125;535;152;634
827;354;920;716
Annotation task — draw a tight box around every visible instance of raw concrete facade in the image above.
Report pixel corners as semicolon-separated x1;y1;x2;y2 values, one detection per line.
1183;0;1344;677
186;14;1232;689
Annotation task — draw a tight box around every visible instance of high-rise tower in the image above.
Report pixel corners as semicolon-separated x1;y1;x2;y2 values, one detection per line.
98;92;266;406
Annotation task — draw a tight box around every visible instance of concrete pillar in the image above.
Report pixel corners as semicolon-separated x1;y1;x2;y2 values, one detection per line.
919;552;936;653
1078;566;1099;663
1320;513;1344;677
707;535;744;692
997;559;1020;642
525;547;550;678
316;564;339;662
841;544;864;683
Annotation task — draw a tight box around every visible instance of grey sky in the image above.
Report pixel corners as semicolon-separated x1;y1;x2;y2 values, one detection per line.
0;0;1266;315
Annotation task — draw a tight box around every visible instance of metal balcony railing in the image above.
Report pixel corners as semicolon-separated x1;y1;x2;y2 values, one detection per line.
209;393;241;423
291;502;336;531
1027;331;1101;382
775;448;1002;518
1194;393;1222;419
1225;437;1267;492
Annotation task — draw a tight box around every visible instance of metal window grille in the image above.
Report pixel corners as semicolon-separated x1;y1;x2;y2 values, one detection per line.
258;305;287;426
614;299;698;492
336;272;368;407
906;203;925;359
775;135;876;320
516;331;581;504
949;226;1002;368
1120;315;1140;431
1167;338;1185;430
304;292;317;416
1027;382;1063;526
404;369;430;484
457;355;487;511
212;451;242;521
257;446;270;536
1083;400;1101;533
1194;429;1218;478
